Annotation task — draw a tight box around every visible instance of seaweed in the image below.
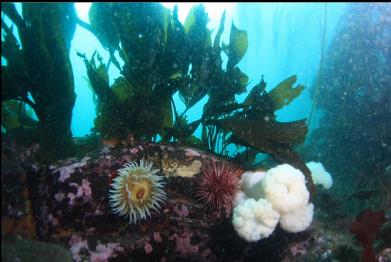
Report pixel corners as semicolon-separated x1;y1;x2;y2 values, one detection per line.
350;209;387;262
81;3;189;141
1;100;37;133
268;75;305;110
225;22;248;71
211;76;314;192
79;3;312;190
1;3;77;161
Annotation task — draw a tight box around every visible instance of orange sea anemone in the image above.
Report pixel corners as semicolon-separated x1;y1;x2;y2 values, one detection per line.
109;159;166;224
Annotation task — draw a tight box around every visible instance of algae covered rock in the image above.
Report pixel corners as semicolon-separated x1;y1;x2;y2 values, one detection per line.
1;236;72;262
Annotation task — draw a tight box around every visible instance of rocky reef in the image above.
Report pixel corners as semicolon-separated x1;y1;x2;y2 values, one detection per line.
2;139;390;261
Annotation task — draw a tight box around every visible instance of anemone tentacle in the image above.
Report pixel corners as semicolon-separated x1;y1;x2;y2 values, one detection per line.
109;159;167;224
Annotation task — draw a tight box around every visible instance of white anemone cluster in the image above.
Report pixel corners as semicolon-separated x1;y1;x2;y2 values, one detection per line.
306;161;333;189
232;163;329;242
232;198;280;242
259;164;309;214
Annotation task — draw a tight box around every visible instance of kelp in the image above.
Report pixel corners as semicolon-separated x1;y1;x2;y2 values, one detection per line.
217;114;315;193
213;10;226;51
219;117;307;147
178;5;214;110
0;3;315;195
1;20;29;101
225;22;249;70
210;73;314;191
268;75;305;110
163;115;201;144
80;51;113;103
1;3;77;161
1;100;37;132
88;3;119;52
83;3;194;140
81;3;312;191
78;52;128;139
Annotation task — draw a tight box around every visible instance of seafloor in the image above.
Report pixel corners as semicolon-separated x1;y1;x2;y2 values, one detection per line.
1;138;390;262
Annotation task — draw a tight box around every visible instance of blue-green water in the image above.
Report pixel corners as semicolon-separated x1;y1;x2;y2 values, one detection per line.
67;3;346;137
1;3;390;261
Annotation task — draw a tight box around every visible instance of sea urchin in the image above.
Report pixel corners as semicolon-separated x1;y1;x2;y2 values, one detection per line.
109;159;166;224
194;161;242;217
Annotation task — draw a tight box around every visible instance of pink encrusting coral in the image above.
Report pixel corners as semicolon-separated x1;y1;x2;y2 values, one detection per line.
94;203;104;216
129;147;139;154
90;243;125;262
20;143;40;163
170;229;199;256
67;178;92;206
48;213;59;226
173;204;189;218
81;178;92;198
135;237;154;255
54;192;65;202
185;148;201;157
69;235;89;262
144;242;153;254
69;235;124;262
153;232;162;243
54;157;91;183
194;161;242;216
67;192;76;206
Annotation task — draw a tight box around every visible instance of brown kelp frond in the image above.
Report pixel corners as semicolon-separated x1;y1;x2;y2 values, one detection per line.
1;3;76;161
268;75;305;111
78;3;311;195
219;117;307;148
225;22;248;70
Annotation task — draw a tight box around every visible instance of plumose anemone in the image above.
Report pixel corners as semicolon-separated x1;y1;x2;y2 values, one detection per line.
109;159;167;224
232;164;315;242
194;161;242;217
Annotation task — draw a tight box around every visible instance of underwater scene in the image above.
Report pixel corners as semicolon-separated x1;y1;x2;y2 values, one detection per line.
1;2;390;261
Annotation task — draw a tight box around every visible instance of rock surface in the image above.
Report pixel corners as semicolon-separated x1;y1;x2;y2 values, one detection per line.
3;139;386;261
1;236;73;262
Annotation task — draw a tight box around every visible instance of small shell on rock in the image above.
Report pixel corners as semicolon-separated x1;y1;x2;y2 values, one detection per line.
175;160;202;178
161;155;179;176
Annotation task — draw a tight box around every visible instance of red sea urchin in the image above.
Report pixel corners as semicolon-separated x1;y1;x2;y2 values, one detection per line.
194;161;242;217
